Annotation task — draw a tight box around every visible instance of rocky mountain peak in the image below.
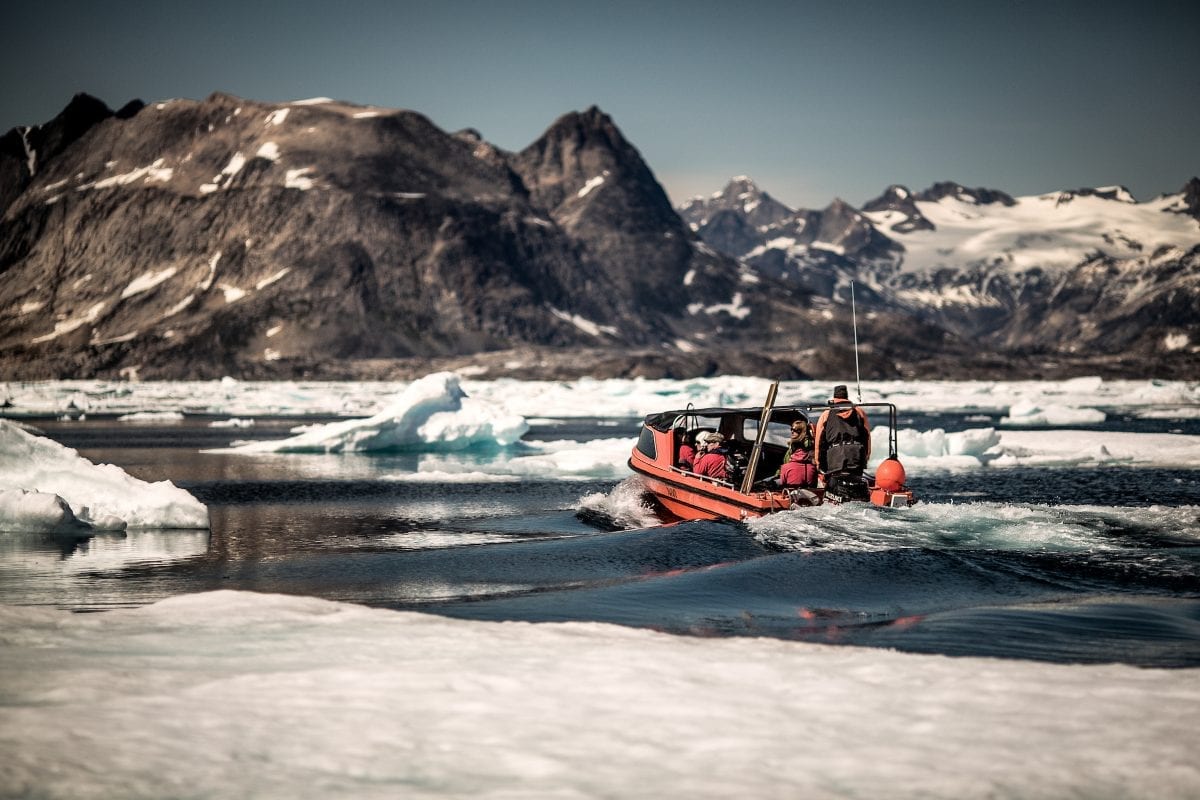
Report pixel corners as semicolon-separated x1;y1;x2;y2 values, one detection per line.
1049;185;1138;205
677;175;793;231
861;184;935;233
1169;177;1200;219
512;105;670;220
916;181;1015;206
815;198;898;257
1;92;132;213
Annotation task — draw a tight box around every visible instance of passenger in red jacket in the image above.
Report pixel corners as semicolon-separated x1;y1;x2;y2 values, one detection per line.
693;432;728;480
779;447;817;488
676;428;696;471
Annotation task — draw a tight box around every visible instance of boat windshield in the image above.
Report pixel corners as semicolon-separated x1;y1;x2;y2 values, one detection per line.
744;417;795;447
672;413;724;434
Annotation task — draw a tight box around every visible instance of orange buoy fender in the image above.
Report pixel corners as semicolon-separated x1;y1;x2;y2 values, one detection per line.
874;458;907;492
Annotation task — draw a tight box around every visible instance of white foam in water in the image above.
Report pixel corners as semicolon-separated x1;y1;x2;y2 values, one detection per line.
578;476;663;529
0;420;208;531
748;502;1200;553
0;591;1195;799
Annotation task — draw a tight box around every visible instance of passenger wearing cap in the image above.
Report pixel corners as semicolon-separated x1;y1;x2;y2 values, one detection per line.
814;384;872;493
693;431;729;480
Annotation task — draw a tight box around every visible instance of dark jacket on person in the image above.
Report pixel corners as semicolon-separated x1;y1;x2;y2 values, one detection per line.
815;401;871;474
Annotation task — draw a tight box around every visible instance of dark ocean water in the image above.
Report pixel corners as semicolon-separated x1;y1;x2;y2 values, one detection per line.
2;415;1198;668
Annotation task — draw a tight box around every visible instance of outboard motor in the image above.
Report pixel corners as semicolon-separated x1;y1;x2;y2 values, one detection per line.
826;471;870;502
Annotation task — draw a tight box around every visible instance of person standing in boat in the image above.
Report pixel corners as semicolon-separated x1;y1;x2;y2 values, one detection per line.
779;418;817;488
814;385;871;497
693;431;729;480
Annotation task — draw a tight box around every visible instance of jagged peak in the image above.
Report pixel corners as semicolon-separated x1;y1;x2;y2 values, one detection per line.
543;105;618;137
825;197;860;213
677;177;794;223
521;105;636;167
916;181;1015;207
61;92;110;112
723;175;758;191
205;91;248;106
861;184;917;212
1167;176;1200;218
1056;185;1137;204
114;99;145;119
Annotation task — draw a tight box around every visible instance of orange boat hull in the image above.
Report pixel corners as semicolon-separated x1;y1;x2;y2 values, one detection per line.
629;450;819;522
628;420;913;523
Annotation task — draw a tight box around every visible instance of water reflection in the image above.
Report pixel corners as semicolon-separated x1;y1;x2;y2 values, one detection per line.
0;529;211;608
0;529;211;573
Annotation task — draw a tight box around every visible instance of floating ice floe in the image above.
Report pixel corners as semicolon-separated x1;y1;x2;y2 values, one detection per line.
1000;400;1106;426
117;411;185;422
4;376;1198;420
990;430;1200;468
209;418;255;429
877;426;1200;470
223;372;528;454
878;426;1002;469
0;420;208;532
386;436;636;482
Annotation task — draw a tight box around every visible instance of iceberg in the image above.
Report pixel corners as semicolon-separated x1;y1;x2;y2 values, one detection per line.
0;420;208;531
225;372;529;454
873;426;1002;469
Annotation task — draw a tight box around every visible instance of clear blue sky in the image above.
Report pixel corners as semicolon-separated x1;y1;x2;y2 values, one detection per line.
3;0;1197;209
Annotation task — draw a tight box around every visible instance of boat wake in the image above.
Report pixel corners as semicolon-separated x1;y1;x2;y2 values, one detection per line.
576;476;661;531
747;501;1200;553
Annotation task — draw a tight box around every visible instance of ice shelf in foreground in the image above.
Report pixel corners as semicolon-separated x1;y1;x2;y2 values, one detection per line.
0;590;1196;799
225;372;529;453
0;420;208;531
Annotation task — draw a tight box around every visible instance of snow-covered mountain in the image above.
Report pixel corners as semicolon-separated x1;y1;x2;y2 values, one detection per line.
682;177;1200;373
1;92;1196;381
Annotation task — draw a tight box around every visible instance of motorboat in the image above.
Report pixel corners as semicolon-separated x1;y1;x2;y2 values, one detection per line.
628;383;915;522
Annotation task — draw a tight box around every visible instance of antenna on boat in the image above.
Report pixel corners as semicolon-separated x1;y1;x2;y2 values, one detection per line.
851;280;863;403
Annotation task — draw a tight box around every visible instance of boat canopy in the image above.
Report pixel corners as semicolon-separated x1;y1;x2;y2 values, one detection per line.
641;404;831;432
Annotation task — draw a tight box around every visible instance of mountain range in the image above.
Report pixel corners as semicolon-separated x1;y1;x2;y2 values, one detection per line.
1;93;1197;381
